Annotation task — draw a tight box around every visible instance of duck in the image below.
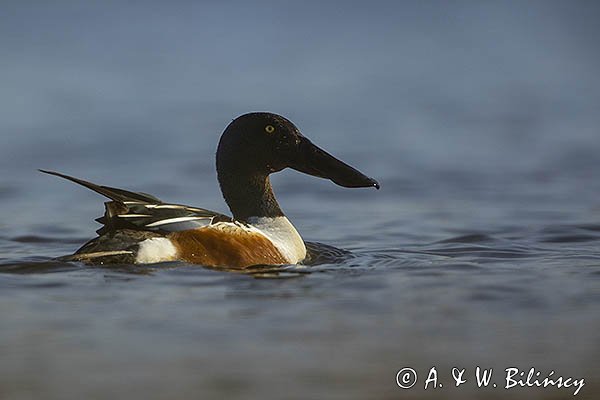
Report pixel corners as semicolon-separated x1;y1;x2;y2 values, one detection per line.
41;112;379;268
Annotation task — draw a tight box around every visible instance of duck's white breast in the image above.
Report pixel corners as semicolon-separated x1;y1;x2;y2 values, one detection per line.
247;216;306;264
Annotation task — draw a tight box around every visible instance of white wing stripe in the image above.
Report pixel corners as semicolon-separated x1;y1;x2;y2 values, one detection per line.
142;204;204;210
153;204;190;210
145;216;210;227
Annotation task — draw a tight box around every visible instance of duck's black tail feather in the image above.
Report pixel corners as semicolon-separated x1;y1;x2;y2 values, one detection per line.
39;169;162;204
40;169;229;236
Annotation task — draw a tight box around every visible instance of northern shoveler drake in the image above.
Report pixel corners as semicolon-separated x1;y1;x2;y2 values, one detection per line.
41;112;379;268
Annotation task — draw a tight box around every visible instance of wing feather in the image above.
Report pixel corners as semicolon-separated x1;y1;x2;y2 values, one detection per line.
40;169;231;235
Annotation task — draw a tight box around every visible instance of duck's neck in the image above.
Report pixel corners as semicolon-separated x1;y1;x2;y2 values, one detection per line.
217;171;284;222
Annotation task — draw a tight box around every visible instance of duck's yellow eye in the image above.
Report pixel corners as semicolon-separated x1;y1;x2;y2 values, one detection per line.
265;125;275;134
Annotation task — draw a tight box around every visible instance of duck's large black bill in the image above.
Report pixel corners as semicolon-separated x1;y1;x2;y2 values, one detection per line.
288;137;380;189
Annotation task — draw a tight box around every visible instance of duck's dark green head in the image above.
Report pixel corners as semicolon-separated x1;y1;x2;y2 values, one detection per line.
216;112;380;189
216;112;379;220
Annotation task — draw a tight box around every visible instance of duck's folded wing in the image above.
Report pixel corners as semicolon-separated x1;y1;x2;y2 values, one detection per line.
40;170;231;234
100;201;231;233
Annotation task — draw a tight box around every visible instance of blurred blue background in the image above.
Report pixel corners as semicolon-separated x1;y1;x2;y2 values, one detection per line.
1;0;599;185
1;1;599;399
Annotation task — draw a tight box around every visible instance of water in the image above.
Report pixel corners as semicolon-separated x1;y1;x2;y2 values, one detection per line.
1;1;599;399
